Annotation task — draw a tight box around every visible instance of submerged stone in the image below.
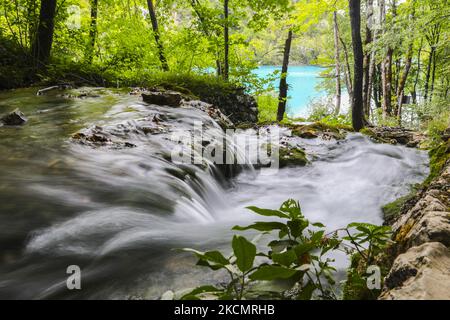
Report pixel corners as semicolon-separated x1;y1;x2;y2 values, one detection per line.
0;108;27;126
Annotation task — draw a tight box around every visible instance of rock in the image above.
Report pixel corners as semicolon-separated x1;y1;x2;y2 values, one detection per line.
199;90;258;124
279;146;308;168
0;109;27;125
379;242;450;300
361;126;425;147
142;91;183;107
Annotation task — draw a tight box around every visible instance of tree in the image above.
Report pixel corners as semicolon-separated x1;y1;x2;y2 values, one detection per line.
362;0;374;118
146;0;169;71
349;0;365;131
277;30;293;122
223;0;230;80
333;11;341;115
31;0;57;69
87;0;99;63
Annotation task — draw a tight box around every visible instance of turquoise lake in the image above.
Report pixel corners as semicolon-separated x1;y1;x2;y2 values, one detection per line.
254;65;327;116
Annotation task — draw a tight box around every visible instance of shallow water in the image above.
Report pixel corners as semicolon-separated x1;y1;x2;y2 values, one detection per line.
0;88;429;299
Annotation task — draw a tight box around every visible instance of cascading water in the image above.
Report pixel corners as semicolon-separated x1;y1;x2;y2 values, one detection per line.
0;88;429;299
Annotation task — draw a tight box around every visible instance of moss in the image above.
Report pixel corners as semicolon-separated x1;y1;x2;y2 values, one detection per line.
289;122;348;140
235;122;256;130
382;192;417;224
425;139;450;185
394;221;415;243
360;127;392;144
278;147;308;168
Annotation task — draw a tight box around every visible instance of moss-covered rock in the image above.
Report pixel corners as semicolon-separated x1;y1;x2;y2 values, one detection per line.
290;122;348;140
425;139;450;185
278;147;308;168
382;191;419;225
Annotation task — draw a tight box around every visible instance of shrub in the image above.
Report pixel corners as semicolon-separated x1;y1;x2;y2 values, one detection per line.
175;199;392;300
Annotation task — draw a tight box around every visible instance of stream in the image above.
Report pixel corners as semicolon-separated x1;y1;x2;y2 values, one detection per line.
0;88;429;299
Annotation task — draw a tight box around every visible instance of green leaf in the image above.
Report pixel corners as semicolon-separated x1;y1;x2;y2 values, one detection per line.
312;222;325;228
293;242;315;257
249;265;299;281
204;251;229;265
271;249;297;267
279;199;302;219
233;222;288;232
268;240;297;253
310;230;325;244
287;219;309;238
246;206;289;219
232;235;256;273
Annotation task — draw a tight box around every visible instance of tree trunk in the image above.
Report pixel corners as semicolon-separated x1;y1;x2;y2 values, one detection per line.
412;38;423;104
362;0;373;118
333;11;341;115
381;48;393;118
277;30;293;122
339;36;353;103
189;0;222;77
31;0;57;69
223;0;229;81
349;0;365;131
424;47;433;101
87;0;98;63
396;44;413;125
146;0;169;71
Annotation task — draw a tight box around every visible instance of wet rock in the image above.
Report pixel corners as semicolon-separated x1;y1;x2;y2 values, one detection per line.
199;90;258;124
362;126;425;147
182;100;234;129
380;242;450;300
142;91;183;107
290;122;348;141
279;146;308;168
0;109;27;126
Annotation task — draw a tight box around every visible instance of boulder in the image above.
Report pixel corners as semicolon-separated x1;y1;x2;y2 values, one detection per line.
0;109;27;125
380;242;450;300
142;91;183;107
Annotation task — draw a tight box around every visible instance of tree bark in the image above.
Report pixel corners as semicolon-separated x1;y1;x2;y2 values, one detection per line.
411;39;422;104
223;0;229;81
339;36;353;103
31;0;57;69
277;30;293;122
146;0;169;71
87;0;98;63
380;0;395;119
396;43;413;125
349;0;365;131
362;0;373;118
424;46;433;101
333;11;341;115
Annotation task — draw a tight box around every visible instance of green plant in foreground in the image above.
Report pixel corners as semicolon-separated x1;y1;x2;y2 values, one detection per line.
178;199;391;300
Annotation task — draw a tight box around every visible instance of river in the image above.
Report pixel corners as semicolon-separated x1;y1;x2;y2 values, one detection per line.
0;87;428;299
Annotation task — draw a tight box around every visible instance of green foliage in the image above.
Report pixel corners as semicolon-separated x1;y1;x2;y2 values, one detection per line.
178;199;392;300
257;93;279;123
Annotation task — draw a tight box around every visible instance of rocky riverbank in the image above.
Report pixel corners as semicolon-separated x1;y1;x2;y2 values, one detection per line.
379;132;450;300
